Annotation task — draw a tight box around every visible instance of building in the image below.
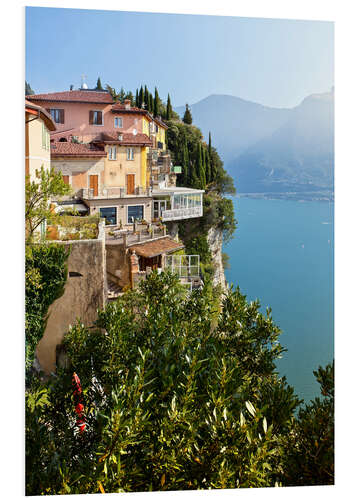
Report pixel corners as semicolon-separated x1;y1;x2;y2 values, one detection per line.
27;84;204;292
25;99;56;180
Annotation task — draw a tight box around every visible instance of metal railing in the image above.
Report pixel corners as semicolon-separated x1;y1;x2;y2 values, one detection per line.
161;206;203;221
164;255;200;278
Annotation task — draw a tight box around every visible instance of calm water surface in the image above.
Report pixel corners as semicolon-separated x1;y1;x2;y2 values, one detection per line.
223;197;334;404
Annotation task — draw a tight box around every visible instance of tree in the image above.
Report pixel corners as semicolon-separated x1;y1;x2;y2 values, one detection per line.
106;84;117;100
183;104;193;125
282;362;334;486
25;166;71;244
25;243;69;375
26;272;301;494
26;81;35;95
154;87;159;117
138;86;144;109
135;88;139;107
166;94;173;120
95;77;104;90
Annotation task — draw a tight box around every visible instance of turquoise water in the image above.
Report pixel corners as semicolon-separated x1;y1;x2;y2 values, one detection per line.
223;197;334;405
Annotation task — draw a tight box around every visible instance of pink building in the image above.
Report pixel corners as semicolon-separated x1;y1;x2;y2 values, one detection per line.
27;89;149;143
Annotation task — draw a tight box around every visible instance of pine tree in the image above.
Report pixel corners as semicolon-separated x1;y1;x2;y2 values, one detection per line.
182;104;193;125
95;77;104;90
154;87;159;117
166;94;173;121
118;87;126;103
106;84;117;101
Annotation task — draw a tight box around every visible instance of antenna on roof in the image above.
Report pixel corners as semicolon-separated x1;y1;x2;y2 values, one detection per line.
80;74;88;90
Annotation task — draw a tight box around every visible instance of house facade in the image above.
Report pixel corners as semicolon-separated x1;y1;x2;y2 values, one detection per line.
25;99;56;180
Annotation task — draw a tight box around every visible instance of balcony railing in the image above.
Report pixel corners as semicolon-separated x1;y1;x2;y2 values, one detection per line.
161;206;203;221
164;255;200;278
79;186;151;199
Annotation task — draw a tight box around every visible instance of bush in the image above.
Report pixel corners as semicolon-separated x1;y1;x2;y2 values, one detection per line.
25;243;70;376
26;272;302;494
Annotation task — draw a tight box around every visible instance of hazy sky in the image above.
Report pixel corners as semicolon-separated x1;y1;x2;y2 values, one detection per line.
26;7;334;108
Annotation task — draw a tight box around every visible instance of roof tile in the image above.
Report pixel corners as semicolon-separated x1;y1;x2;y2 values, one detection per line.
27;90;114;104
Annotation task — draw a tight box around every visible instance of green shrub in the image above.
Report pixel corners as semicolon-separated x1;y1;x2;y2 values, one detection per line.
26;272;302;494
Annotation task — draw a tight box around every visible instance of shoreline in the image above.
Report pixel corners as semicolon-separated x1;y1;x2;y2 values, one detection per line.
235;191;334;202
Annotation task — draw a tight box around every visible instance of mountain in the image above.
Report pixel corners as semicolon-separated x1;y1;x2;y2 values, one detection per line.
228;91;334;193
175;91;334;195
175;94;291;164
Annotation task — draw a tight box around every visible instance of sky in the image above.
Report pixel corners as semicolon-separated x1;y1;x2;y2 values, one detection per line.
25;7;334;109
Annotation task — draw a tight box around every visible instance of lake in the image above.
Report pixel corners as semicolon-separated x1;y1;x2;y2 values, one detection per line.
223;197;334;405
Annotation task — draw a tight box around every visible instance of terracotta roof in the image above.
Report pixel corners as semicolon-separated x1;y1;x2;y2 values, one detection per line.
27;90;114;104
51;142;106;157
129;237;184;258
25;99;56;131
94;131;152;146
111;103;148;115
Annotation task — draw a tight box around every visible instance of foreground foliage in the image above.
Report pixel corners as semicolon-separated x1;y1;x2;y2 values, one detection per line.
25;243;69;374
26;272;305;495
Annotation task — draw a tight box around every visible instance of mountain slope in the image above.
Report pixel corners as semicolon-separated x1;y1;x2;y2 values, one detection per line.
228;91;334;193
175;94;291;164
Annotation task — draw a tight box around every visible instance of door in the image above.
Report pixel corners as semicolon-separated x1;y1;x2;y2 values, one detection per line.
154;200;166;219
89;175;98;197
127;174;135;195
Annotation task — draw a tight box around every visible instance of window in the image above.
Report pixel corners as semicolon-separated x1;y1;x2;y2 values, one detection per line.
42;123;50;151
127;205;143;223
100;207;117;225
127;147;134;161
49;108;64;124
108;146;117;160
62;175;69;185
89;110;103;125
114;117;123;128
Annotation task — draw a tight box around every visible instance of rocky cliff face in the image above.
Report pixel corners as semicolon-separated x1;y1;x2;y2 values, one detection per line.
207;227;227;290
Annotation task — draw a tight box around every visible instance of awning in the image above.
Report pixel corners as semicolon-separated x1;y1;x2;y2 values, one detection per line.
129;237;184;258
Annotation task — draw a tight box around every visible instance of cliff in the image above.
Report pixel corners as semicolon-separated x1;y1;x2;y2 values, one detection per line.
207;227;227;290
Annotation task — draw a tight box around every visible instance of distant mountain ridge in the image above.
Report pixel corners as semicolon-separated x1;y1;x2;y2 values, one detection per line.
174;90;334;195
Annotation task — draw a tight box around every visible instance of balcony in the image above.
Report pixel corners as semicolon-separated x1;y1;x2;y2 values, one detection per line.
161;206;203;221
79;186;151;200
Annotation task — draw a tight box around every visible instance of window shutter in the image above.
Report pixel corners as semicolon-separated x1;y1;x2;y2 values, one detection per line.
60;109;65;124
89;111;94;124
97;111;103;125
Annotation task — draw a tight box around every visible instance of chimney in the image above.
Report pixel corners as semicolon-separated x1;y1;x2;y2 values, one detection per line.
124;99;131;110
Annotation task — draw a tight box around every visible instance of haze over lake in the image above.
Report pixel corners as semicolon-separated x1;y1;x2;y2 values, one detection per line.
224;197;334;404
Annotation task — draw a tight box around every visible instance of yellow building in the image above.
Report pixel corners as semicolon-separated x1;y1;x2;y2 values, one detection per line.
25;99;56;180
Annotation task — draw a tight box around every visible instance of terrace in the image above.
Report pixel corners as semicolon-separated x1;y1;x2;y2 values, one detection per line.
152;187;204;222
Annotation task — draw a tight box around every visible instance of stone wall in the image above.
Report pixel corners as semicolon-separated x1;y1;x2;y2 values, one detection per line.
36;223;107;374
105;243;130;288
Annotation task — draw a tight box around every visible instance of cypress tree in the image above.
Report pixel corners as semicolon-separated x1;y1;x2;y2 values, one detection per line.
183;104;193;125
95;77;104;90
135;89;139;107
205;146;211;184
166;94;173;121
149;93;154;113
138;86;144;108
154;87;159;117
144;86;149;108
